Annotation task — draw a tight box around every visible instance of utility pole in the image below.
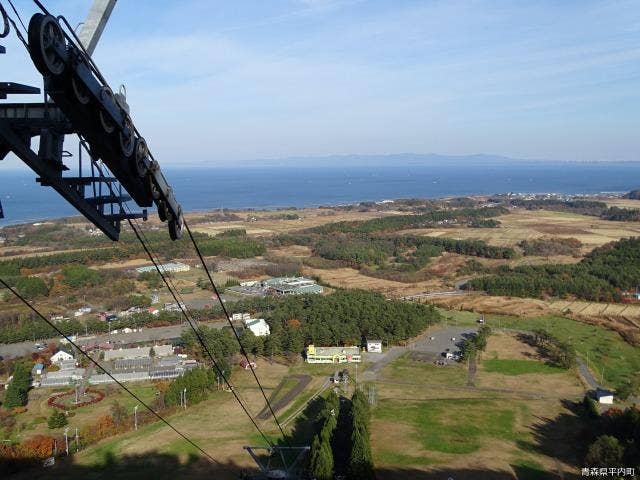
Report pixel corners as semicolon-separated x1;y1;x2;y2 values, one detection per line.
183;388;187;409
134;405;139;430
75;427;79;452
355;362;358;391
64;427;69;455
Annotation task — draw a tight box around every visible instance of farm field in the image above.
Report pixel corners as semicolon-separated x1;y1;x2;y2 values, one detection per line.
411;207;640;250
190;208;399;237
370;331;587;479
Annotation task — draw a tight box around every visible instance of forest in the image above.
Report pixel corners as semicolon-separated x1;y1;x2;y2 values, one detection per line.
278;233;515;274
468;237;640;301
307;207;507;234
500;198;640;222
0;230;265;276
181;290;441;362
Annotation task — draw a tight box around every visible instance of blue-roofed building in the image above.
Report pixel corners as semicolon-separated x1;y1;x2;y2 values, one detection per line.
32;363;44;376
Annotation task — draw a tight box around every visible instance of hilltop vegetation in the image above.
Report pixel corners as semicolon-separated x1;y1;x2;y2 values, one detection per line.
224;289;441;352
307;207;507;234
500;198;640;222
468;237;640;301
519;237;582;257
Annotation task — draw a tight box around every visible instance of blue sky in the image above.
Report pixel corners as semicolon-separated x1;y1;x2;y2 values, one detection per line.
2;0;640;165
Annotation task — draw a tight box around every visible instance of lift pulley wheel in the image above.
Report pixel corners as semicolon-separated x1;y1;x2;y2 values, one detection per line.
29;14;65;76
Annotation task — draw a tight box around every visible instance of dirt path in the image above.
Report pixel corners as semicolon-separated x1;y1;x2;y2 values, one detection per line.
256;374;311;420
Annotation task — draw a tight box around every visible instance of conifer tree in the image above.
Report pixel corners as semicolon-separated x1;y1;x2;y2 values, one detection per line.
47;409;68;429
4;363;30;409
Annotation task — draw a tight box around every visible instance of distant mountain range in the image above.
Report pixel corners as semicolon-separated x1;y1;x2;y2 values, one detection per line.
236;153;639;168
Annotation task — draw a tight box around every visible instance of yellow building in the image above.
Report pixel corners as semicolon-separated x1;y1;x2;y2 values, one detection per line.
305;344;361;364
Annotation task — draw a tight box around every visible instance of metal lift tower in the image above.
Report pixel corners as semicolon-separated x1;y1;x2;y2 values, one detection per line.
0;0;184;240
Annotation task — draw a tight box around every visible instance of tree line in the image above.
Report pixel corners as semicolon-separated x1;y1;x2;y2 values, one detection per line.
3;363;30;409
501;198;640;222
181;289;441;366
526;329;576;369
307;207;507;234
309;391;340;479
348;389;375;479
460;325;492;361
467;237;640;301
0;230;265;277
277;232;515;277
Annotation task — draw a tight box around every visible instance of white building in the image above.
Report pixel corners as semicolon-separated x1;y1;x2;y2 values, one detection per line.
50;350;74;364
152;344;174;357
366;340;383;353
136;262;190;274
104;346;151;362
244;318;270;337
596;388;614;405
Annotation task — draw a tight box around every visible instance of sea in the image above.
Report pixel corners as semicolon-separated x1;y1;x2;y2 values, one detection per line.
1;161;639;226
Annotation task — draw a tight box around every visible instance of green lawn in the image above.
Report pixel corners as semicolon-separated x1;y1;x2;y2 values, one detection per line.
438;309;640;388
482;359;565;376
382;353;469;386
375;398;519;454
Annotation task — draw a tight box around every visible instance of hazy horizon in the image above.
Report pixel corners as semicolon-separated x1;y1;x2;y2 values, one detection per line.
2;0;639;167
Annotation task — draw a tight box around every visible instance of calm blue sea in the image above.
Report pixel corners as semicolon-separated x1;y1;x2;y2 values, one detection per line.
1;162;639;226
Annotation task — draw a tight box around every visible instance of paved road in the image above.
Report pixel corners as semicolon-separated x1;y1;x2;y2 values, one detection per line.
0;320;226;359
577;358;601;390
361;326;477;381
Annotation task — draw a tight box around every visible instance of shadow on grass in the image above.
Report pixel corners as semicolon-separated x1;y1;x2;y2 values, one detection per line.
5;454;582;480
371;465;581;480
515;399;589;468
5;451;242;480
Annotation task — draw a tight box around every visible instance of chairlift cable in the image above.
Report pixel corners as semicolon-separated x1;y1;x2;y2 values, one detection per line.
0;278;235;473
88;155;276;448
184;220;293;448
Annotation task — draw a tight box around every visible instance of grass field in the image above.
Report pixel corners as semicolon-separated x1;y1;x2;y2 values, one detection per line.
413;207;640;249
380;353;469;386
439;309;640;388
370;331;585;478
482;359;565;376
375;398;520;454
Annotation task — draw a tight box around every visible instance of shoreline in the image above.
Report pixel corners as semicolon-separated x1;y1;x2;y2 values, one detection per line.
0;190;632;229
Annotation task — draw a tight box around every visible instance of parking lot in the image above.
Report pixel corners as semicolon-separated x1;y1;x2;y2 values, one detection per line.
361;325;478;380
409;326;478;360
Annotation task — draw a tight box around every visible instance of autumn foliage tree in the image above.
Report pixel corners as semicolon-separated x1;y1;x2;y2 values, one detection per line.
19;435;55;459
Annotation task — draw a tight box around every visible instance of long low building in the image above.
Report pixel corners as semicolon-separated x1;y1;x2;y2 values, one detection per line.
263;277;324;295
305;345;361;363
104;347;151;362
136;262;190;274
89;371;150;384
